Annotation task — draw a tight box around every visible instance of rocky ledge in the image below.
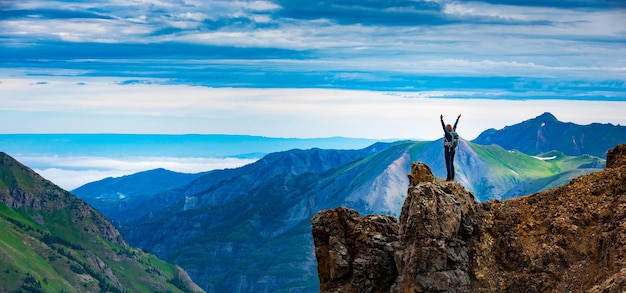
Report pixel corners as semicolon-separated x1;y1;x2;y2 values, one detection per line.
312;144;626;292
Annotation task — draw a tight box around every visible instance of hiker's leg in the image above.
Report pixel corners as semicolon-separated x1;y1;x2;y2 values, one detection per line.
444;148;452;180
450;149;456;180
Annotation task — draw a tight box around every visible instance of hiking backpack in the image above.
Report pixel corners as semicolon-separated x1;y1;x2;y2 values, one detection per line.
444;132;459;148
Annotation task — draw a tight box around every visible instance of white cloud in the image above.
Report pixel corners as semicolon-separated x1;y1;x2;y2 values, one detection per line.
1;77;625;140
178;12;209;22
3;0;624;82
18;155;258;190
244;0;281;12
34;168;133;191
443;2;531;21
4;18;154;43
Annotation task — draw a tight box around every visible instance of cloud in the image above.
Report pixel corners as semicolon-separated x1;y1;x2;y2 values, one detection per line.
479;0;625;9
2;1;624;60
2;1;623;86
4;0;623;50
20;154;257;172
1;78;625;140
17;154;258;190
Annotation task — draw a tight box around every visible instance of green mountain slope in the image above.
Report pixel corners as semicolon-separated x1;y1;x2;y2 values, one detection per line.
459;142;604;200
0;152;203;293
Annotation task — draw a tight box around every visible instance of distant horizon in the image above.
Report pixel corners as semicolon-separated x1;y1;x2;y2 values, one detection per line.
1;107;624;141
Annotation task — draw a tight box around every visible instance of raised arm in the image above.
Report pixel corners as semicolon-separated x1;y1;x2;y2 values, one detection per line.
453;114;461;131
440;115;450;136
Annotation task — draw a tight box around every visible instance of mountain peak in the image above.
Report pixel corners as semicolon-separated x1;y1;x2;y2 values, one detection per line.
312;144;626;292
535;111;558;122
0;152;125;244
473;112;626;157
0;151;61;210
1;151;32;174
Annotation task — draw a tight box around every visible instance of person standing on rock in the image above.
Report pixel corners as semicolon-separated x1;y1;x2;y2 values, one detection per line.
441;114;461;181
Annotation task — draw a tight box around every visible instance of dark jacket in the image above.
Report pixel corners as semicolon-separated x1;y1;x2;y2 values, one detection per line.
441;118;459;147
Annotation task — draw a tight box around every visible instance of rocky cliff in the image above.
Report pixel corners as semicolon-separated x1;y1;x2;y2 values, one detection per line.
312;144;626;292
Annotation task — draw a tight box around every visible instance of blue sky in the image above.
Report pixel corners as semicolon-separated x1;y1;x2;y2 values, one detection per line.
1;0;625;140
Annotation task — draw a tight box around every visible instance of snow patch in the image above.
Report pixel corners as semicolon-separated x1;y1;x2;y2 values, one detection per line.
533;155;557;161
183;196;198;211
509;169;519;176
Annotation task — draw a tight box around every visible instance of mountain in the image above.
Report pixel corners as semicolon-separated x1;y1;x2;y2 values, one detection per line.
473;112;626;157
74;140;603;292
74;142;396;225
117;142;397;292
73;168;210;223
0;152;203;292
312;144;626;292
75;168;208;200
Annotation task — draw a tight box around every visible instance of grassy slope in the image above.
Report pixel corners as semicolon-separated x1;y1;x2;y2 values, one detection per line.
467;143;604;200
0;203;195;293
0;152;201;293
469;144;556;179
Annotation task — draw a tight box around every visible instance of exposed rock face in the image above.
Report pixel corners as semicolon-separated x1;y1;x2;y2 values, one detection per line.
312;162;480;292
393;166;479;292
474;144;626;292
607;144;626;169
312;146;626;292
311;207;399;293
407;161;435;186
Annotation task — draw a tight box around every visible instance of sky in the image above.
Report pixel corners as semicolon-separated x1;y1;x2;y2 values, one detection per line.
1;0;626;189
1;0;625;140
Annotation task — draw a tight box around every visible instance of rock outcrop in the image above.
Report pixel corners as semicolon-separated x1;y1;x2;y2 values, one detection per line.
312;144;626;292
311;208;399;293
393;169;479;292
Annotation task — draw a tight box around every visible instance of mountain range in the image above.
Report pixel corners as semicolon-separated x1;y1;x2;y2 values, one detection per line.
71;113;623;291
0;152;203;292
474;112;626;157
